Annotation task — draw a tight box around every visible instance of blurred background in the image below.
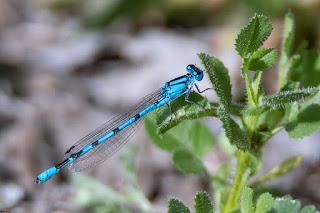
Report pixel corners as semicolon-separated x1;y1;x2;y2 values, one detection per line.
0;0;319;212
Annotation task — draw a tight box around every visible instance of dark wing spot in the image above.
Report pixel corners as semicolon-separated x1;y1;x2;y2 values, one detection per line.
65;145;75;154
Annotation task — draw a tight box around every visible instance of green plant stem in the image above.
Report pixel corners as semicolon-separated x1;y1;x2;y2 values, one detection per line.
222;151;251;213
242;64;259;140
222;63;261;212
246;115;259;140
243;67;255;108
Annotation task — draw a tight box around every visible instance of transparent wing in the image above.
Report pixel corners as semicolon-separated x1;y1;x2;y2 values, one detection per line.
62;88;163;172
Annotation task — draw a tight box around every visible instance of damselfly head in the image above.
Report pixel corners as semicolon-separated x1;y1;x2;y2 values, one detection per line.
186;64;203;81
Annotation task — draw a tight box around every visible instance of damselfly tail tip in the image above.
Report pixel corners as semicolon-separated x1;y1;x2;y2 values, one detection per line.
34;177;41;184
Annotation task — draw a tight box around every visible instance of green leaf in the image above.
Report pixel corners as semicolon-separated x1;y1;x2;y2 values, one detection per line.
262;87;319;108
219;110;251;150
146;102;215;155
168;197;191;213
280;81;299;121
280;54;302;89
282;12;295;57
257;109;283;131
251;155;303;188
235;14;273;58
267;197;320;213
247;48;278;71
281;81;300;92
251;188;283;202
267;197;301;213
172;148;203;174
255;192;274;213
241;105;270;117
278;12;295;88
194;191;214;213
189;121;215;156
284;101;299;122
285;89;320;138
156;92;218;135
286;104;320;138
300;206;320;213
198;53;232;112
241;187;254;213
145;112;185;151
294;50;320;87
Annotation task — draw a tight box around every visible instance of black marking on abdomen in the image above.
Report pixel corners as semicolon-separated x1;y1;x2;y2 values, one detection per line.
92;140;98;148
168;75;188;85
70;150;83;159
55;158;70;169
65;145;75;154
113;128;120;135
134;114;141;119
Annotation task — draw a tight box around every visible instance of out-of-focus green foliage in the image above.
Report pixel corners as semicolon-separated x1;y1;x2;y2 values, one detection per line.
72;146;153;213
251;155;303;188
268;197;320;213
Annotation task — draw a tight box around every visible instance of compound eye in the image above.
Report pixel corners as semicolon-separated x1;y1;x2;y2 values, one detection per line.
194;70;203;81
186;64;195;72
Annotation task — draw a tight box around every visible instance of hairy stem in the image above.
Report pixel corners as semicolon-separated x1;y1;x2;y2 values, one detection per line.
222;151;251;213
